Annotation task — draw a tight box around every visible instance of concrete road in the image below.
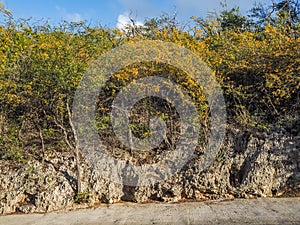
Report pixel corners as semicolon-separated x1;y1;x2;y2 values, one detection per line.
0;197;299;225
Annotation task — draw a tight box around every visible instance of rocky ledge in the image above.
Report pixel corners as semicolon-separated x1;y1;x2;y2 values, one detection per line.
0;126;299;215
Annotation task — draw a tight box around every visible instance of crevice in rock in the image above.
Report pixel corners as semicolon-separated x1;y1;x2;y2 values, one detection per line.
43;159;77;192
232;131;251;153
149;193;163;202
120;161;138;202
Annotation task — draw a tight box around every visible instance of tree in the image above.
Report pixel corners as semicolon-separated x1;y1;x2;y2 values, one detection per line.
218;7;250;31
249;0;300;33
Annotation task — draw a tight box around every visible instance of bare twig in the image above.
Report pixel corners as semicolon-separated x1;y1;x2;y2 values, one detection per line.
53;101;82;194
53;116;74;150
67;100;82;194
38;127;45;164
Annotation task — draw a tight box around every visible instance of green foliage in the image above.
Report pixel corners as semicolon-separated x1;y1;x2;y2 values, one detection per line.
249;0;300;33
219;7;250;31
0;11;117;162
74;190;92;204
0;1;299;165
0;115;25;162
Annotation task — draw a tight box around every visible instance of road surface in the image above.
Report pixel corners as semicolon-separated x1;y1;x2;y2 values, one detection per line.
0;197;299;225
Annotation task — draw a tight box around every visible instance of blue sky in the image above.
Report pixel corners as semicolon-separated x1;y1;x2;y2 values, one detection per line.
1;0;271;28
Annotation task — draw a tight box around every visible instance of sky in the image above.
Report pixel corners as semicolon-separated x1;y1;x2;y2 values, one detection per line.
0;0;272;28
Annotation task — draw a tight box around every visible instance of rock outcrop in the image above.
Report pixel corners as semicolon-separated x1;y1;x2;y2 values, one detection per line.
0;126;299;214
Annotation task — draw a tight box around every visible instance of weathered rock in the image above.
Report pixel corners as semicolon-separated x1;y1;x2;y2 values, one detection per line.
0;126;299;214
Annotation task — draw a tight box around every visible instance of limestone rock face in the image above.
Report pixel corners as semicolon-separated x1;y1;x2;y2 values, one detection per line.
0;126;299;214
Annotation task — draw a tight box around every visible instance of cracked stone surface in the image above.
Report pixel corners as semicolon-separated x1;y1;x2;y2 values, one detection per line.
0;126;299;214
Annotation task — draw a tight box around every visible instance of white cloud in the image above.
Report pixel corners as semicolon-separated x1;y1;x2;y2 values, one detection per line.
65;13;82;22
117;12;143;29
55;6;83;22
